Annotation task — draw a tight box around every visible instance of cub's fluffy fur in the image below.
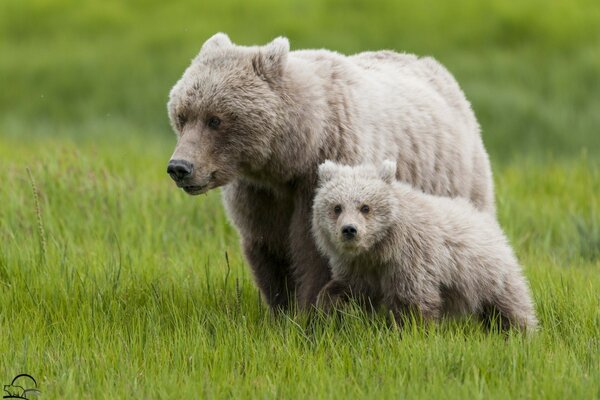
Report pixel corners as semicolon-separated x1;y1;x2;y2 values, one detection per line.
313;161;537;331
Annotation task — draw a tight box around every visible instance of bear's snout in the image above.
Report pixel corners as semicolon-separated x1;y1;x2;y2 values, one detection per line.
341;224;358;240
167;159;194;181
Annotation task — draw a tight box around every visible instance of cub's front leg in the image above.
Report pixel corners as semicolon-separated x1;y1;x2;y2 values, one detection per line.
316;280;352;313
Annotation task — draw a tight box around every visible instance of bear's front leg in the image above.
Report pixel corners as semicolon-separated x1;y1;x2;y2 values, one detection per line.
289;188;332;309
222;180;295;310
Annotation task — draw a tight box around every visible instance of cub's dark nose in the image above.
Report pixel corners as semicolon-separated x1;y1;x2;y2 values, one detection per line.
341;224;358;240
167;159;193;181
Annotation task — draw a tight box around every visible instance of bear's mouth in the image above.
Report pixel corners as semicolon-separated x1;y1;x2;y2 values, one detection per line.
182;184;208;195
338;239;366;255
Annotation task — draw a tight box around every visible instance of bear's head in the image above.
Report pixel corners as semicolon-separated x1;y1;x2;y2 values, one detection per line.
167;33;290;195
312;160;398;257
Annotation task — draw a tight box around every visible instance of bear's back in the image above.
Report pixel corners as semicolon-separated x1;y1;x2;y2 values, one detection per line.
393;182;508;264
287;47;495;216
352;51;476;124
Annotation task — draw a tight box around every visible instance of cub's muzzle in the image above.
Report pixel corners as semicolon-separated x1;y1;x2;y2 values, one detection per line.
341;224;358;240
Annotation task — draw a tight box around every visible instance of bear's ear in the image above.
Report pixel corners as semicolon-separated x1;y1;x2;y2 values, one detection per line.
200;32;233;54
252;37;289;82
318;160;339;184
378;160;397;184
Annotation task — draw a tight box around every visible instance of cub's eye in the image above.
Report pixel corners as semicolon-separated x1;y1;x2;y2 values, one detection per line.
207;116;221;129
333;205;342;215
360;205;370;214
177;113;188;128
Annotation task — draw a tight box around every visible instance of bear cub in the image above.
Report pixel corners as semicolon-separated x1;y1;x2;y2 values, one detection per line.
312;161;537;332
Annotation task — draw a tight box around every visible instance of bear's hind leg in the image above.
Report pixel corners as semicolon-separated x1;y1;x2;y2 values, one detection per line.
483;273;538;333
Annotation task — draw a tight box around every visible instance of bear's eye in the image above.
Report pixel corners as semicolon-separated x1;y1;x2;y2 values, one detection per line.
360;204;370;214
333;205;342;215
207;116;221;129
177;113;188;129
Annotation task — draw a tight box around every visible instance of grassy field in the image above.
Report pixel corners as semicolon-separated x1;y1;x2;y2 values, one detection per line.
1;0;599;398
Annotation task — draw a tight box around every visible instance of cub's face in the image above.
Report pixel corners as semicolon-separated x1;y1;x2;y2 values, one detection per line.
312;161;398;257
166;33;289;195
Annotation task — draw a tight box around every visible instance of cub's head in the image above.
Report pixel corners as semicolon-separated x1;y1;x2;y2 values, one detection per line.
312;160;398;257
167;33;290;195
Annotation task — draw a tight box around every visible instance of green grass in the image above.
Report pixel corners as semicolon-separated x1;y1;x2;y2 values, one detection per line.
1;139;598;399
1;0;599;398
1;0;600;160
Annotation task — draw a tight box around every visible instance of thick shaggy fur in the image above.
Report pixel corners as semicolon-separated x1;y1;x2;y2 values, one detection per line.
167;33;495;309
313;161;537;332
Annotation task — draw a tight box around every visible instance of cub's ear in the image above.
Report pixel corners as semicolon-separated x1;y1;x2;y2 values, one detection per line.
318;160;339;184
379;160;397;184
252;37;289;82
200;32;233;54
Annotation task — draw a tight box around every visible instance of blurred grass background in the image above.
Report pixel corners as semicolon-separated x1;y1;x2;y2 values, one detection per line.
1;1;599;398
1;0;599;160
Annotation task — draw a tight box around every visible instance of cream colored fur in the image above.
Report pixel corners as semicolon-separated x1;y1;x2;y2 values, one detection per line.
167;33;495;309
313;161;537;332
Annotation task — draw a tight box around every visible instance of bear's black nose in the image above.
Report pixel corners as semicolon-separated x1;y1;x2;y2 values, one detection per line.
341;224;358;240
167;159;194;181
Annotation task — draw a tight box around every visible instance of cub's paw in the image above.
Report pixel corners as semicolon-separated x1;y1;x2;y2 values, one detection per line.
316;280;350;314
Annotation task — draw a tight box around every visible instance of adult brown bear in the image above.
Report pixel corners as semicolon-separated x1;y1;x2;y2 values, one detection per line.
166;33;495;310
